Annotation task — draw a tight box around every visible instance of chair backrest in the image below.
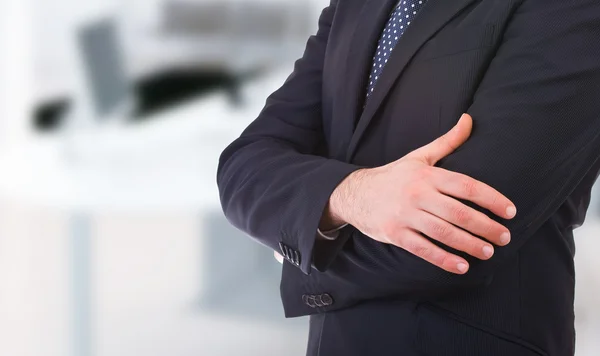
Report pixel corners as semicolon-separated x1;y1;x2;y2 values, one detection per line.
76;17;133;120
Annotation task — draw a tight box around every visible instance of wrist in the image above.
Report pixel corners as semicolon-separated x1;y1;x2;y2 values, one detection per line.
322;168;368;229
319;203;346;231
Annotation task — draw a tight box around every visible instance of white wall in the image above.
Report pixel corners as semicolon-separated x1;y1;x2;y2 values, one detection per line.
0;0;33;154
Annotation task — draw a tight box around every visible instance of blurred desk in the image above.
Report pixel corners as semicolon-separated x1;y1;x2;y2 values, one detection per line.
34;0;311;108
18;62;292;209
1;66;293;356
35;34;295;107
0;95;243;356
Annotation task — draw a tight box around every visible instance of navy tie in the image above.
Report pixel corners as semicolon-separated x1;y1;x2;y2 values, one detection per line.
366;0;429;100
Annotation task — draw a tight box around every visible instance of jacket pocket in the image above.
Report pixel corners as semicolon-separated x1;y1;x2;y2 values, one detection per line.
416;24;496;61
415;303;548;356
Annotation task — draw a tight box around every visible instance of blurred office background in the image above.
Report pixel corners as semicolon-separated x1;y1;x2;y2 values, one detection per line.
0;0;598;355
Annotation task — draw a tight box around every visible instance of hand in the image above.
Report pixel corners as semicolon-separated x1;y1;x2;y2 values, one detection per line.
327;114;517;274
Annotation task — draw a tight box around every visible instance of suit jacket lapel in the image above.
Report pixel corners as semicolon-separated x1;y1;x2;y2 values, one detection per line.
332;0;397;161
345;0;478;162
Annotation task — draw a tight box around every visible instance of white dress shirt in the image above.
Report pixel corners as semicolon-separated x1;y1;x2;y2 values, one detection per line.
316;223;348;240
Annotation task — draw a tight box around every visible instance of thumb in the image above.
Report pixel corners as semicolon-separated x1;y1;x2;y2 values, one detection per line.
408;113;473;165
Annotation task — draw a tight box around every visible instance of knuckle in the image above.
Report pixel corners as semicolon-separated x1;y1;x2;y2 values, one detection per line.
388;234;403;247
428;220;451;239
435;252;451;267
484;190;501;210
406;187;424;204
414;166;432;180
409;242;431;259
479;217;497;238
439;135;455;151
381;220;399;240
488;191;500;206
444;231;462;249
452;206;471;225
483;220;497;237
421;167;434;179
467;238;483;253
461;178;479;198
492;194;507;212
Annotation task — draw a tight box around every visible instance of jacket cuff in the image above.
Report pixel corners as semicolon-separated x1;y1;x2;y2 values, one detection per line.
312;225;354;272
287;159;363;275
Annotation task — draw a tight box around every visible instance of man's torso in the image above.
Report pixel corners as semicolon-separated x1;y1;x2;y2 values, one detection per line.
305;0;590;354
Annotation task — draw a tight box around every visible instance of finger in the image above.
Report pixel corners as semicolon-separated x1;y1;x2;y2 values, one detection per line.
407;113;473;165
418;192;511;247
392;228;470;274
432;168;517;222
410;210;495;261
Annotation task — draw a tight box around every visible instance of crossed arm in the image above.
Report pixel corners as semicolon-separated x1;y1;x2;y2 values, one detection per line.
217;0;600;317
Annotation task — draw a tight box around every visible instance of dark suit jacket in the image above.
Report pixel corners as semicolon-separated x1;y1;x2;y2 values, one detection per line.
217;0;600;355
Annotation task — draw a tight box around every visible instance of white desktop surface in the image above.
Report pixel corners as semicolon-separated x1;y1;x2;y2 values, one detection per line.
4;65;289;212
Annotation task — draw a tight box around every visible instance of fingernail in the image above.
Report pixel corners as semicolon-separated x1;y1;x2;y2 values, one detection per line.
457;262;469;273
506;206;517;218
500;231;511;245
483;245;494;258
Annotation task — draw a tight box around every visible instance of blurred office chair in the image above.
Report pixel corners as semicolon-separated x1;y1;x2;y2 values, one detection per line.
65;16;137;129
77;18;136;120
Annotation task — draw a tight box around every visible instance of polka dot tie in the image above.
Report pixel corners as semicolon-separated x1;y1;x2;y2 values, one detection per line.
366;0;429;100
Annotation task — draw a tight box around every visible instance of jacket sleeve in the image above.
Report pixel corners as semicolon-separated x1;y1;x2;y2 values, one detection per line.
216;0;363;275
281;0;600;317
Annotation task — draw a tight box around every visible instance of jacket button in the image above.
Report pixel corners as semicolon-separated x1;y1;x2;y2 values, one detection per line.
302;294;310;305
302;294;317;308
314;295;325;307
293;250;301;266
321;294;333;306
279;242;286;255
279;242;291;259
